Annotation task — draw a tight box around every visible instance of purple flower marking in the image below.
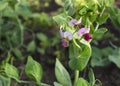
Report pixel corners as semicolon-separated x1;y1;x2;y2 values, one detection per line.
75;17;82;25
69;17;82;26
69;19;77;26
61;39;69;47
84;33;92;41
78;27;90;37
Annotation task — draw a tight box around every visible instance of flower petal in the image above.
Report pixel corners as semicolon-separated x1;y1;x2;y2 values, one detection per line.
61;39;69;47
69;19;77;26
75;17;82;25
59;27;64;38
64;32;73;40
84;33;92;41
78;27;90;37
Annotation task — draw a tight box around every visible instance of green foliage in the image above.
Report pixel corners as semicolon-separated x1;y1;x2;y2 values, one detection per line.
69;41;81;59
55;59;72;86
55;0;75;16
107;4;120;31
54;82;63;86
15;1;32;18
27;41;36;53
53;0;110;85
88;69;95;86
91;47;112;67
25;56;43;85
93;28;108;39
37;33;48;43
97;13;109;25
53;13;69;26
55;0;64;6
5;63;19;81
36;33;50;55
69;39;91;71
32;12;54;28
109;48;120;68
0;0;32;59
13;48;23;60
0;1;8;11
75;78;89;86
0;0;59;64
91;46;120;68
0;75;11;86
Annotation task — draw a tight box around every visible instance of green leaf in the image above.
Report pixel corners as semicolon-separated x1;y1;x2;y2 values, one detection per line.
37;33;48;42
3;6;16;17
88;69;95;86
69;39;92;71
0;1;8;11
27;41;36;52
0;75;11;86
91;56;110;67
13;48;23;60
55;0;64;6
32;12;53;28
5;63;19;81
109;48;120;68
53;13;68;25
64;0;75;16
11;28;21;45
55;59;72;86
69;41;81;59
37;33;50;48
108;6;120;31
91;47;112;67
25;56;43;84
93;28;108;39
54;82;63;86
55;0;75;15
2;52;11;65
75;78;89;86
104;0;114;7
15;2;32;18
97;13;109;25
79;6;88;15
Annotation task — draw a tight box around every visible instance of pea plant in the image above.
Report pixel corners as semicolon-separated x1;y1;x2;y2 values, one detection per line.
0;0;111;86
53;0;110;85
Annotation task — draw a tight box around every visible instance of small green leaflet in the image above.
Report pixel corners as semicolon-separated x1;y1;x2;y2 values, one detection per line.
5;63;19;82
88;69;95;86
75;78;89;86
27;41;36;52
55;59;72;86
25;56;43;85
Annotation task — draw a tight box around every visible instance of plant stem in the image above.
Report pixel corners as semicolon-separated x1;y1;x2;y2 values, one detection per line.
73;39;81;50
19;80;36;84
16;17;24;45
95;6;105;31
95;23;99;31
74;70;79;86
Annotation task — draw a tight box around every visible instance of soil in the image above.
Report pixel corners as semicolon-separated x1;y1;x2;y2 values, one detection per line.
94;65;120;86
